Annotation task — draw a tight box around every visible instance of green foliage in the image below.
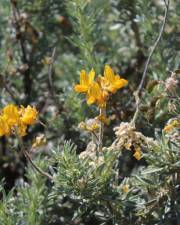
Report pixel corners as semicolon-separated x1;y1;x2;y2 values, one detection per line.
0;0;180;224
1;127;179;224
0;159;49;225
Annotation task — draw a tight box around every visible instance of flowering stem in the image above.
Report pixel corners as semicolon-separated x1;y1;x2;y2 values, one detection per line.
98;107;105;151
91;130;99;145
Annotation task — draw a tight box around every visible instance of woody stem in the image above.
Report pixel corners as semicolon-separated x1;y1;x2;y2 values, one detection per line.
131;0;170;126
15;130;53;181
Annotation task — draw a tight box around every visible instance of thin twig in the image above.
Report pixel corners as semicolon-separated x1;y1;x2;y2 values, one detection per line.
48;47;56;93
47;47;62;112
11;1;28;64
24;150;54;181
10;0;32;102
91;130;99;145
38;119;47;128
2;75;19;104
91;130;100;158
16;131;54;181
131;0;170;125
163;0;168;8
137;0;170;94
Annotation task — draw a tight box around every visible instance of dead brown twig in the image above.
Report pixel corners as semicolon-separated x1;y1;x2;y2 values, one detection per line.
16;132;54;181
23;150;54;181
10;0;32;103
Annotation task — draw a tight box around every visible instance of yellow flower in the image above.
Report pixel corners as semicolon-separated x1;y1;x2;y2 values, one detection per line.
86;82;107;107
96;114;110;125
74;66;128;108
163;119;180;133
74;69;95;93
163;124;173;133
78;122;87;130
171;120;179;127
17;121;27;137
122;184;129;193
0;116;10;136
32;134;46;148
79;120;100;132
99;65;128;94
133;147;142;160
20;105;38;125
0;104;38;137
86;123;99;132
3;104;19;126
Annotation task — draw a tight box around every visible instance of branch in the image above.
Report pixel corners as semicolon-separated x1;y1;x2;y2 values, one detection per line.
11;1;28;63
47;47;63;113
24;150;54;181
48;47;57;99
163;0;168;8
10;0;32;103
1;75;19;104
137;0;170;94
131;0;170;125
16;131;54;181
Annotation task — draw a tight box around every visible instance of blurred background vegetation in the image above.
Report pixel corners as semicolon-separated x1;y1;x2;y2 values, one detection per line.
0;0;179;224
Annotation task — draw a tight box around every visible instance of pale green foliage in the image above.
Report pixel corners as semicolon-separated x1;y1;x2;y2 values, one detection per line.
0;160;48;225
0;133;179;224
0;0;180;224
65;0;103;71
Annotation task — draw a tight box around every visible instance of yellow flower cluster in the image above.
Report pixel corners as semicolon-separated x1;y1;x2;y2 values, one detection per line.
122;184;130;193
32;134;46;148
163;119;180;133
124;143;142;160
133;146;142;161
0;104;38;137
74;65;128;107
78;119;100;132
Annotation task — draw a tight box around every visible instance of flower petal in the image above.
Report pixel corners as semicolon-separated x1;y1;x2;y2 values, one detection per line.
74;85;88;93
88;68;95;84
115;78;128;89
104;65;114;81
87;95;96;105
80;70;88;85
